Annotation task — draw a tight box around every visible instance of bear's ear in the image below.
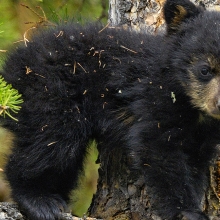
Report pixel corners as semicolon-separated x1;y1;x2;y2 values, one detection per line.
164;0;204;34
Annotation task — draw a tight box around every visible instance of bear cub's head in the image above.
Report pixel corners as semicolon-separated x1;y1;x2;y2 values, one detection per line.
165;0;220;120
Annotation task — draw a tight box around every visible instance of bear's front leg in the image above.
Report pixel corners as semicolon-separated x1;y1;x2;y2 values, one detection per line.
130;144;210;220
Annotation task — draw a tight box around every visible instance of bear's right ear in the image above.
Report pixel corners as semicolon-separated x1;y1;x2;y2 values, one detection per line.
164;0;204;35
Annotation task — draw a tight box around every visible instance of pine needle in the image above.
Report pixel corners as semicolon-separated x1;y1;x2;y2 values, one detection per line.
0;76;23;121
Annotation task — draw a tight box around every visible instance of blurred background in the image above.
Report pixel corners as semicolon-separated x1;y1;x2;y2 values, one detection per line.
0;0;108;49
0;0;108;217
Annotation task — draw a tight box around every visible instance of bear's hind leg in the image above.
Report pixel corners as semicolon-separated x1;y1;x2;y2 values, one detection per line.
6;134;89;220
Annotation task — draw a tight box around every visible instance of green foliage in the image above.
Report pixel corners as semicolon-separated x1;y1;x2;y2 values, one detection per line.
0;23;4;35
0;76;23;121
0;2;21;50
0;0;108;50
71;140;99;216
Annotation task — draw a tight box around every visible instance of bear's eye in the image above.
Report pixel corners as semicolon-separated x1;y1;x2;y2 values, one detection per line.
199;66;212;81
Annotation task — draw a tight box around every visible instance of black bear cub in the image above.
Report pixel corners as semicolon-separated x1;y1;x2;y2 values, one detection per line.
2;0;220;219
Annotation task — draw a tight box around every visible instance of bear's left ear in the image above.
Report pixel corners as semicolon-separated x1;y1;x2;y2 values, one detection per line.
164;0;204;34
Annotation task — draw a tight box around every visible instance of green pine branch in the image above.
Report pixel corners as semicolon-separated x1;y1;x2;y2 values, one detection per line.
0;76;23;121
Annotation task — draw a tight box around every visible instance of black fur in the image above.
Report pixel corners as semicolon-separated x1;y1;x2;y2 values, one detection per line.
2;0;220;219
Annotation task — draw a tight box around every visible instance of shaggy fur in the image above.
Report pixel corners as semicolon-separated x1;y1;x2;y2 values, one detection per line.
2;0;220;219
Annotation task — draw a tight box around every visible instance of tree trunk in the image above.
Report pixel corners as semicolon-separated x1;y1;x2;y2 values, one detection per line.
108;0;220;32
89;148;153;220
108;0;166;33
88;0;220;219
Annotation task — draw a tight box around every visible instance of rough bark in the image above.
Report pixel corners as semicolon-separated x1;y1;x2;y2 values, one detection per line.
108;0;220;33
88;0;220;219
88;149;159;220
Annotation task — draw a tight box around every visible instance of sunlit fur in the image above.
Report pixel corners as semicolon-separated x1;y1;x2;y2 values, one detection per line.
2;0;220;219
